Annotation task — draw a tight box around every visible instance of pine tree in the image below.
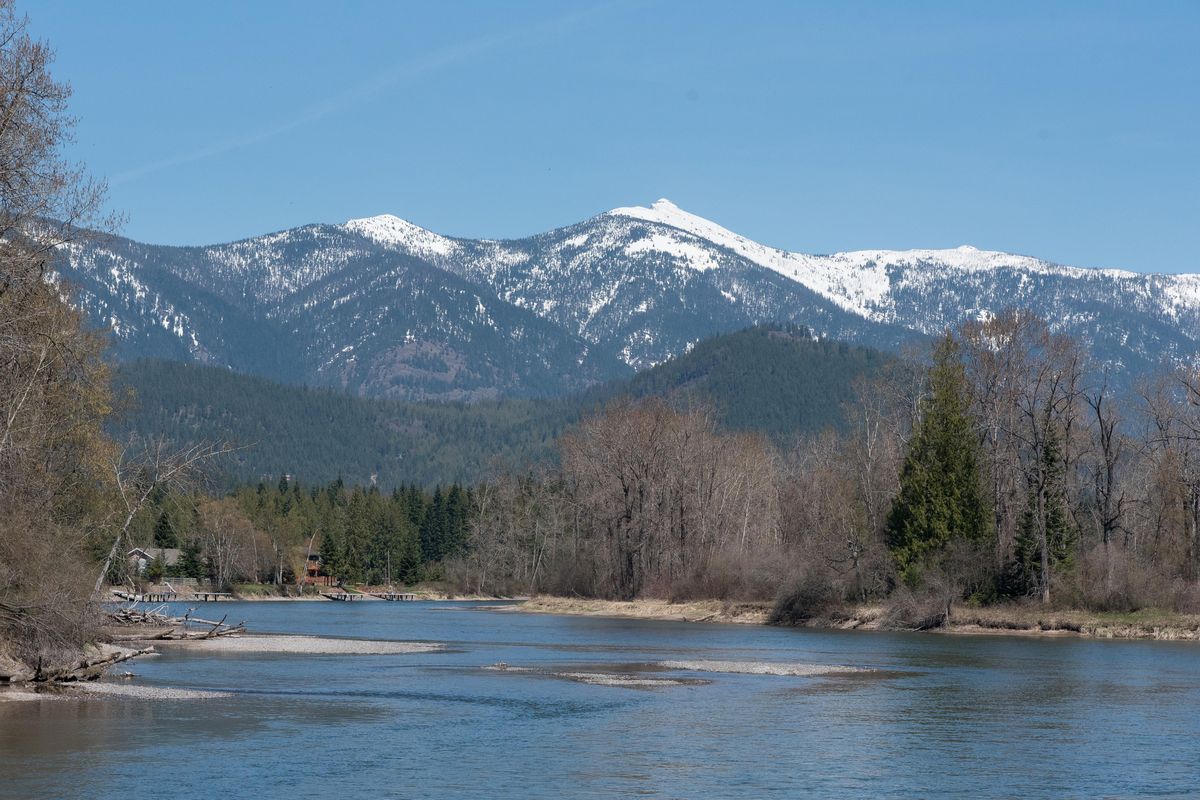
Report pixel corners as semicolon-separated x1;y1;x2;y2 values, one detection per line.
153;511;178;547
397;524;424;584
320;530;347;585
420;487;446;562
886;335;991;585
443;484;469;558
404;484;426;530
177;539;204;580
1008;415;1074;598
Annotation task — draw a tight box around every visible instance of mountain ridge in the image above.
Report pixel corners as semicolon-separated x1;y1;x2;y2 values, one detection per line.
54;198;1200;401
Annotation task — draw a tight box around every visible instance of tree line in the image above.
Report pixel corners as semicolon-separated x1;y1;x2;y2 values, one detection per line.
131;309;1198;620
110;324;890;490
124;478;474;590
451;310;1200;620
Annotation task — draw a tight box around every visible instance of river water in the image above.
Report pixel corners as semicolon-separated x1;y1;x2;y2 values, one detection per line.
2;601;1199;798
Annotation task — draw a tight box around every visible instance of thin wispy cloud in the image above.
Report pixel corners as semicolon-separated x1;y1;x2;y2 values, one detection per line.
112;4;612;185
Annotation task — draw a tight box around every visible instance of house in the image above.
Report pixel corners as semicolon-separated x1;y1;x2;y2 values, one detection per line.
127;547;181;574
303;553;333;586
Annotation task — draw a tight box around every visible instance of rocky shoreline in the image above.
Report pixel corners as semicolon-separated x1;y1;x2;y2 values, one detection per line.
0;631;446;701
0;641;152;689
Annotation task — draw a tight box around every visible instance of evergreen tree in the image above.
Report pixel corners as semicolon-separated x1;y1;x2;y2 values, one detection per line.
145;555;165;583
443;484;469;558
396;524;424;584
886;335;991;585
403;484;426;530
177;539;204;580
153;511;179;547
341;488;371;582
420;487;446;562
320;530;347;584
1007;415;1074;597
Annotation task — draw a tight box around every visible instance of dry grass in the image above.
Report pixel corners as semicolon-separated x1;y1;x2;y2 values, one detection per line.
946;605;1200;640
511;596;770;624
511;595;1200;641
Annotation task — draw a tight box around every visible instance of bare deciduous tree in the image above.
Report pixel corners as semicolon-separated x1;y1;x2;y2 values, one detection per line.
0;0;121;666
92;437;236;597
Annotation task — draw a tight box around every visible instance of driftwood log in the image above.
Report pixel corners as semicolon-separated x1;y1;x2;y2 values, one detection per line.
29;644;155;683
105;605;246;640
3;605;249;685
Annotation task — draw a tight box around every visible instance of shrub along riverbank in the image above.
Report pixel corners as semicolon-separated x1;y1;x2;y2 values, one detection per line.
506;596;1200;641
448;314;1200;634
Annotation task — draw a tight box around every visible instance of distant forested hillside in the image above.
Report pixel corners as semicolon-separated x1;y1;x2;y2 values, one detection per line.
620;324;893;439
111;362;569;488
112;325;892;487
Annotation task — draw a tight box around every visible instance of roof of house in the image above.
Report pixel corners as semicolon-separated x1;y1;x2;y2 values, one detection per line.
127;547;182;566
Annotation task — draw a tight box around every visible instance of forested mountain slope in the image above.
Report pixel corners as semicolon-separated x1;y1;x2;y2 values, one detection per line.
112;325;890;487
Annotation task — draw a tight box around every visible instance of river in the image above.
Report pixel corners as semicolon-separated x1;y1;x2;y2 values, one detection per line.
2;601;1198;798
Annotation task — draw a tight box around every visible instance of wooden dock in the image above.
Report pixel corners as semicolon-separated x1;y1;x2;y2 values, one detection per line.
321;591;364;601
111;590;230;603
320;590;416;601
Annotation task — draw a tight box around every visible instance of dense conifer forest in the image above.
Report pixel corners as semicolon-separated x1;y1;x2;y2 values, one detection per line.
112;324;892;487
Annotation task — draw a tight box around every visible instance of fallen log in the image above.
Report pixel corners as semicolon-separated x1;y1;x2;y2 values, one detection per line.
202;614;228;639
32;644;155;683
104;607;245;640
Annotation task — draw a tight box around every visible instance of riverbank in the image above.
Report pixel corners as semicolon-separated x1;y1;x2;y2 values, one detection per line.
0;640;151;690
940;606;1200;640
504;596;1200;641
501;596;771;624
246;589;507;602
107;584;509;603
0;633;446;701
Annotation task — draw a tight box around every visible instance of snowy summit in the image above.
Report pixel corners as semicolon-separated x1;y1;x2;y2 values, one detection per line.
343;214;459;259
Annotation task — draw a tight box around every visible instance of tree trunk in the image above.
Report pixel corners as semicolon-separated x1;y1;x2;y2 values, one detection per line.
1038;479;1051;604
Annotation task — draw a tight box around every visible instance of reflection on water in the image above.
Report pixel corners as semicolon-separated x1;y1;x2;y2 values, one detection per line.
3;601;1199;799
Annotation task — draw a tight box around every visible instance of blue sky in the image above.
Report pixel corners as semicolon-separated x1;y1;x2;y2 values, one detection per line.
28;1;1200;273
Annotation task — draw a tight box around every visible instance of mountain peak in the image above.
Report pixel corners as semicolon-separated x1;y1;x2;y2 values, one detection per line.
606;198;746;246
343;213;424;235
342;213;458;258
608;197;702;223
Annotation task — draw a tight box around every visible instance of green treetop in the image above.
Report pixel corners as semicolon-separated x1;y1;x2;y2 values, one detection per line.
886;335;991;586
153;511;179;548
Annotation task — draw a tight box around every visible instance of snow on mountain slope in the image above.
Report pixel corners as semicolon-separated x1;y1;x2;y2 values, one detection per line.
342;214;461;259
606;199;1200;328
607;199;893;316
52;198;1200;401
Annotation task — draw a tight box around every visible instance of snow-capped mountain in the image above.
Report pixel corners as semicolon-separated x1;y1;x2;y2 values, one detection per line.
53;199;1200;400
